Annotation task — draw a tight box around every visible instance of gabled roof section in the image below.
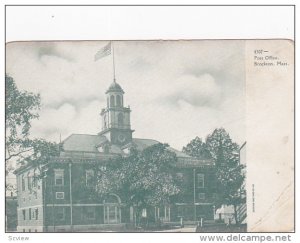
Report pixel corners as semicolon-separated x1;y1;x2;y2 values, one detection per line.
62;134;108;153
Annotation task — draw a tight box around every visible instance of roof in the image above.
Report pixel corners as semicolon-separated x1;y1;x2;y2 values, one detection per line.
132;138;191;158
62;134;107;153
105;81;124;94
59;134;213;167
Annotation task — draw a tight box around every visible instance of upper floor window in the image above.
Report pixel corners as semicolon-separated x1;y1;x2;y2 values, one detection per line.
27;172;32;190
56;192;65;199
54;169;64;186
86;170;95;187
22;209;26;220
21;175;25;191
197;173;205;188
32;169;38;188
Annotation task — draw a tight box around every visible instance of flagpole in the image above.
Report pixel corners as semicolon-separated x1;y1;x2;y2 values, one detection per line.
112;41;116;82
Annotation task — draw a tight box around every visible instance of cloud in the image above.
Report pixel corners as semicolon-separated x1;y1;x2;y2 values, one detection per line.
6;40;245;149
156;73;221;108
37;43;74;62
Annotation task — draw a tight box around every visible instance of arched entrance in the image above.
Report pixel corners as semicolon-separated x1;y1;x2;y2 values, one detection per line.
103;194;121;224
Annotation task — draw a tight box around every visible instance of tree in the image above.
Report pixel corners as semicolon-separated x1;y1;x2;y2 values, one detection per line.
182;136;211;159
94;143;181;227
5;75;60;193
206;128;245;225
5;74;41;163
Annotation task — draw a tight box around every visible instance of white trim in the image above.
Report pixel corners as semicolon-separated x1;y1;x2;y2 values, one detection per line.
45;203;107;207
175;202;213;206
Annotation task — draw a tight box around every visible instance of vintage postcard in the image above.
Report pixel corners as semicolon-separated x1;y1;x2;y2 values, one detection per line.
5;40;294;233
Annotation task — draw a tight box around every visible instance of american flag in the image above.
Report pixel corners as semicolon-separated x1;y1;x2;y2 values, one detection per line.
94;42;111;61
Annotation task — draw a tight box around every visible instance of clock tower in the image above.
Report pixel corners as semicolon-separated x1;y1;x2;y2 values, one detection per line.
99;80;134;145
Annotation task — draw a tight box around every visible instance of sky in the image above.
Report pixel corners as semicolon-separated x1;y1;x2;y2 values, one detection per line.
6;40;245;150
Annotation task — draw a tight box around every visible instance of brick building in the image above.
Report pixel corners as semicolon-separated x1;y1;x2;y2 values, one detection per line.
14;80;216;232
5;194;18;232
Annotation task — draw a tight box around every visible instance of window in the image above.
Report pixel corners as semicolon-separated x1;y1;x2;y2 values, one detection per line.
110;95;115;107
31;208;35;219
56;192;65;199
29;208;31;220
155;206;170;222
116;95;121;106
57;207;65;221
104;205;120;224
86;207;96;220
32;169;38;187
197;173;205;188
27;172;32;190
176;173;184;181
31;208;38;220
86;170;95;187
54;169;64;186
198;193;205;200
35;208;39;220
21;175;25;191
22;210;26;220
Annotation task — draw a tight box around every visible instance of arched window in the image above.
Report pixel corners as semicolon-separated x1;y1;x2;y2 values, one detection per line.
110;95;115;107
118;113;124;127
116;95;121;107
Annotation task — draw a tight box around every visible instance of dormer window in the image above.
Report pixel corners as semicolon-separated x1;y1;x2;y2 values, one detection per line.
97;144;110;154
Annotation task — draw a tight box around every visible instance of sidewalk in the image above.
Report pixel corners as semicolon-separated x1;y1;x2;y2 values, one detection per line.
155;227;197;232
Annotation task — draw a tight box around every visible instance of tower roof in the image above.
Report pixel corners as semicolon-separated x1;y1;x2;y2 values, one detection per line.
105;80;124;94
